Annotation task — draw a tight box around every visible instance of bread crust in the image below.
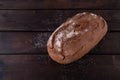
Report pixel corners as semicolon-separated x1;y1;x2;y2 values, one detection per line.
47;12;108;64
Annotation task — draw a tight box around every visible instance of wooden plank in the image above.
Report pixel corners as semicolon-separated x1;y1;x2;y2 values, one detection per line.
0;32;51;54
0;0;119;9
0;55;119;80
0;10;119;31
0;32;119;54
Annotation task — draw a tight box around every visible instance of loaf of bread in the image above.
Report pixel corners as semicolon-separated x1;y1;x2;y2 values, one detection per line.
47;12;108;64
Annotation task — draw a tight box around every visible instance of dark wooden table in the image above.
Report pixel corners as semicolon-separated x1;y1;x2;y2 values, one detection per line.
0;0;119;80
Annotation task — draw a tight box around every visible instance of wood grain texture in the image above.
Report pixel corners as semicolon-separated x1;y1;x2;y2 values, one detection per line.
0;32;51;54
0;10;119;31
0;55;119;80
0;0;119;79
0;32;119;54
0;0;119;9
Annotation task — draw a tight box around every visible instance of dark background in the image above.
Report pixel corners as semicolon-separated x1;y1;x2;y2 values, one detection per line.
0;0;119;80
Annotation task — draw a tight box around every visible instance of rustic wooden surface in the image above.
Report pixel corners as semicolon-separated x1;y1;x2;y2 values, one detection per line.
0;10;119;31
0;0;119;80
0;0;119;9
0;32;119;54
0;55;119;80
